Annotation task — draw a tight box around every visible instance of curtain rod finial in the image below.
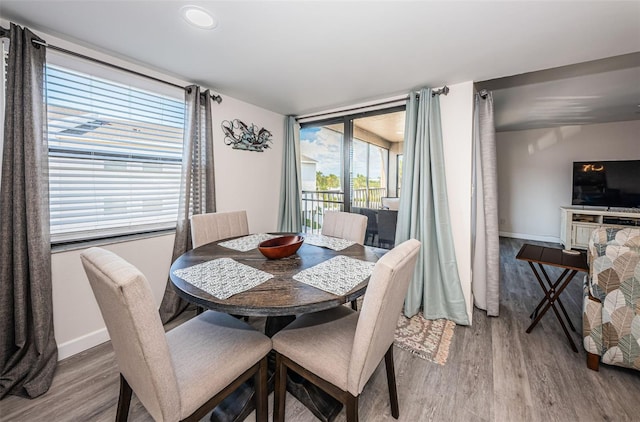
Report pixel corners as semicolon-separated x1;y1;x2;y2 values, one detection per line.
432;86;450;97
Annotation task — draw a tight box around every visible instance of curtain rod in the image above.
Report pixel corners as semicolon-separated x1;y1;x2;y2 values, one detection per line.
0;25;222;104
296;86;450;121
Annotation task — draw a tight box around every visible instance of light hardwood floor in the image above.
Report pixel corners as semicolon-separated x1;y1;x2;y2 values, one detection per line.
3;237;639;421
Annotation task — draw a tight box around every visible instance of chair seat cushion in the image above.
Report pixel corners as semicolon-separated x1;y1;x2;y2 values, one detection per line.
166;311;272;419
272;306;358;391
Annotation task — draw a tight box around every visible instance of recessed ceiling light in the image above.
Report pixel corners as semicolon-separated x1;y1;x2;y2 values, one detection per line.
181;6;218;30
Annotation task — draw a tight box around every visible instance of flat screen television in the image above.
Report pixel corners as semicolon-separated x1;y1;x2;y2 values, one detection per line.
572;160;640;209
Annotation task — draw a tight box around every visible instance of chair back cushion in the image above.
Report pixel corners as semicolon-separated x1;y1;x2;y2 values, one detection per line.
80;247;181;421
348;239;420;395
381;197;400;211
190;210;249;248
321;211;367;244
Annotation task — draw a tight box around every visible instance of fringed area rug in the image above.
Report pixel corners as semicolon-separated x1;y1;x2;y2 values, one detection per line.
394;313;456;365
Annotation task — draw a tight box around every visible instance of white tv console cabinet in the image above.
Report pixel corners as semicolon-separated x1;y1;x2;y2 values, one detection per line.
560;207;640;250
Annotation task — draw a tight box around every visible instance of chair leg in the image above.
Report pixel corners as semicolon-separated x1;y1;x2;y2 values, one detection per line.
346;394;359;422
384;346;399;418
116;374;132;422
351;300;358;311
254;357;268;422
587;352;600;371
274;353;287;422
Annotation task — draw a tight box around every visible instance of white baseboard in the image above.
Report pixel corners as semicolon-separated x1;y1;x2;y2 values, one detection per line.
499;231;561;244
57;328;110;361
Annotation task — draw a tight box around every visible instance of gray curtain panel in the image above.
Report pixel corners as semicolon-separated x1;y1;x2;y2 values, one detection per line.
472;91;500;316
0;23;58;399
396;88;469;325
277;116;302;232
159;86;216;324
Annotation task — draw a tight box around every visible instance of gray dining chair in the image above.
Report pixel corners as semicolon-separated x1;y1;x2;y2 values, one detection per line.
272;239;421;422
321;211;367;245
190;210;249;248
80;247;271;422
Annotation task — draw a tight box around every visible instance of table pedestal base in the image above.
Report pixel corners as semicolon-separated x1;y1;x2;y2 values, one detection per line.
210;315;342;422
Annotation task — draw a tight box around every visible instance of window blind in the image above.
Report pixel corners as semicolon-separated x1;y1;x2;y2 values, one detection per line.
46;64;185;243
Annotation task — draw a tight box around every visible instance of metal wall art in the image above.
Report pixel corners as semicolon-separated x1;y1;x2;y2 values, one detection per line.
221;119;272;152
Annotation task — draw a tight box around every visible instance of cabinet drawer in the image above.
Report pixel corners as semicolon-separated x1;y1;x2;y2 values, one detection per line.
572;224;597;248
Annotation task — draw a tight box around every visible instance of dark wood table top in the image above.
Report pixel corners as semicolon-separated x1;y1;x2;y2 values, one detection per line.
516;244;588;272
170;234;381;317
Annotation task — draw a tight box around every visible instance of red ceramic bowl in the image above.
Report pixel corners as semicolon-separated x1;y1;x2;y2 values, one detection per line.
258;235;304;259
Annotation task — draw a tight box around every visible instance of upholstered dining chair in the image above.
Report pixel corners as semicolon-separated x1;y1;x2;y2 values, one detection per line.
190;210;249;248
272;239;421;422
321;211;367;245
80;247;271;422
321;210;368;310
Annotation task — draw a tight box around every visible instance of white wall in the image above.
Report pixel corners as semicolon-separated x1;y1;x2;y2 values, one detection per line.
212;96;285;233
5;23;286;359
52;234;176;358
440;81;475;324
497;120;640;242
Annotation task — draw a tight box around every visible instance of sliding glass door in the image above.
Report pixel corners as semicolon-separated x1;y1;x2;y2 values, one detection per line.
299;121;345;232
299;107;405;242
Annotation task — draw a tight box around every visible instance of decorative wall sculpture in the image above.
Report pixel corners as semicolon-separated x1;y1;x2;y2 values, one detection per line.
221;119;272;152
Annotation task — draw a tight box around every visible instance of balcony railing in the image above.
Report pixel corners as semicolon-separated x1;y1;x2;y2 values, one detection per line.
352;187;387;210
301;187;387;234
301;190;343;234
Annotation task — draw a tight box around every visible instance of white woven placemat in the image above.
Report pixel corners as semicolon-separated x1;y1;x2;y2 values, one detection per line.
217;233;279;252
173;258;273;299
303;233;356;251
293;255;375;296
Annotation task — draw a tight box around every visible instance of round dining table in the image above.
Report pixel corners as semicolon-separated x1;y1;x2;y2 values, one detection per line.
170;234;380;320
169;233;382;422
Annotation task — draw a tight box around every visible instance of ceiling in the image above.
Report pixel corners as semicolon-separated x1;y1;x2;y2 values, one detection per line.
478;53;640;132
1;1;639;131
355;112;406;143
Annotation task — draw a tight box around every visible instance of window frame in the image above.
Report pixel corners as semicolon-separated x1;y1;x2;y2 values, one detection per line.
300;105;404;212
44;54;186;246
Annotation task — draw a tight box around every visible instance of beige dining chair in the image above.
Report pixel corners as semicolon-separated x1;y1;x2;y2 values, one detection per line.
80;247;271;422
272;239;421;422
321;210;369;310
321;211;367;245
190;210;249;248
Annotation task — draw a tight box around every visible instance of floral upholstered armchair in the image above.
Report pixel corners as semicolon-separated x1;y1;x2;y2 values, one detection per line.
583;227;640;371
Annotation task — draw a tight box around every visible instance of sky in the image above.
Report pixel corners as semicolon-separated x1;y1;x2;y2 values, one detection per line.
300;126;385;181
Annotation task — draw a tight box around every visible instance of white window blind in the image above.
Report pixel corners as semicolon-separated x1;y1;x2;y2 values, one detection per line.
46;64;185;243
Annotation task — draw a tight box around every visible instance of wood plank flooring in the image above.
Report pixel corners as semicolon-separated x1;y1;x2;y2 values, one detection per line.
2;237;639;421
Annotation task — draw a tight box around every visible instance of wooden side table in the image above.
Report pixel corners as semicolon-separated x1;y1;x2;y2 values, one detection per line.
516;244;589;352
